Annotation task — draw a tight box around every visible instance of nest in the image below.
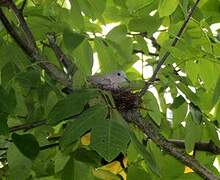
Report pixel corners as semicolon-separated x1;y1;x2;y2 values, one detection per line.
111;90;141;112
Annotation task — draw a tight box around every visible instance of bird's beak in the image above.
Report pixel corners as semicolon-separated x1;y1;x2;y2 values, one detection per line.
125;77;130;83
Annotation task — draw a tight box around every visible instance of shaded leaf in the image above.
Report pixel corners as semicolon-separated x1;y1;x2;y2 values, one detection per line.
127;165;151;180
62;155;94;180
48;89;99;125
60;105;107;147
0;86;16;113
130;132;160;176
12;133;40;160
63;29;85;51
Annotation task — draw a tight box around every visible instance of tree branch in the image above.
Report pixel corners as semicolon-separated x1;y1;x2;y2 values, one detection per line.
168;139;220;155
138;0;201;97
40;142;59;151
0;7;71;86
8;0;36;49
122;110;218;180
47;33;77;78
0;142;59;153
9;120;47;132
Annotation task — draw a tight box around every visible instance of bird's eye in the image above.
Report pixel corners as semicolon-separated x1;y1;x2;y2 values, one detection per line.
117;72;121;76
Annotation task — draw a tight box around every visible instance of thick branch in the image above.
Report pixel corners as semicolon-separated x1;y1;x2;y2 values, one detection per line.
122;110;218;180
168;139;220;155
139;0;201;97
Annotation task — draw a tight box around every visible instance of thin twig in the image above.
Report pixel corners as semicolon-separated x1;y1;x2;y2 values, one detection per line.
132;49;159;56
0;142;59;152
40;142;59;151
139;0;201;97
9;120;47;132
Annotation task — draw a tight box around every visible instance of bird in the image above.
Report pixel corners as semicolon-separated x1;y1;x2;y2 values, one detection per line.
89;70;130;90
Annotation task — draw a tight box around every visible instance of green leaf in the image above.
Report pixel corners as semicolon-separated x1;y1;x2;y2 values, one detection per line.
128;15;161;36
70;0;84;30
184;116;203;153
106;24;127;42
91;120;130;162
60;105;107;147
74;148;102;167
198;58;219;89
16;69;41;88
212;76;220;106
159;0;179;17
48;89;99;125
126;0;153;12
63;29;85;51
133;36;149;54
169;74;199;104
1;62;19;86
94;39;119;72
205;121;220;146
12;133;40;160
78;0;106;23
0;86;16;113
189;103;202;124
130;132;160;176
7;144;32;180
170;96;188;128
62;155;94;180
106;38;133;62
143;92;163;125
54;151;70;173
127;165;151;180
72;40;93;76
160;154;185;179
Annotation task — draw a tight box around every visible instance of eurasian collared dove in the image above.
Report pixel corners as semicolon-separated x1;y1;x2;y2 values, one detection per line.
89;70;129;90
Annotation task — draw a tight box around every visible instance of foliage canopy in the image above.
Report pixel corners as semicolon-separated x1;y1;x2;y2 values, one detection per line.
0;0;220;179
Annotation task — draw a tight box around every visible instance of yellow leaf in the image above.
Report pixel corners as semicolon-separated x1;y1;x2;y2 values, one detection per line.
184;166;194;173
80;132;91;145
98;161;127;180
100;161;123;174
93;169;120;180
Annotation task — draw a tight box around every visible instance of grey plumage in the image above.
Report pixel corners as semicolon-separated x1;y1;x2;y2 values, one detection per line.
89;71;129;90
